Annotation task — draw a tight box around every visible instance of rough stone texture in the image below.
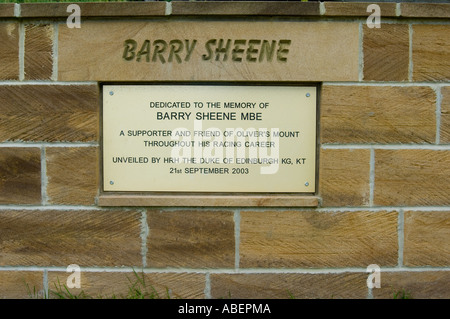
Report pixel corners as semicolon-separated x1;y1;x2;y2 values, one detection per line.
319;149;371;207
171;1;320;16
0;3;448;300
58;21;359;82
46;147;98;206
374;150;450;206
401;3;450;18
0;85;99;142
20;2;166;17
13;2;450;19
0;4;14;17
324;2;397;17
413;25;450;82
0;23;19;80
147;210;235;268
0;271;44;299
240;211;398;268
24;24;53;80
0;210;142;267
363;24;409;81
0;147;41;205
372;271;450;299
211;273;368;299
321;86;436;144
441;86;450;144
98;194;319;207
47;271;205;299
404;211;450;267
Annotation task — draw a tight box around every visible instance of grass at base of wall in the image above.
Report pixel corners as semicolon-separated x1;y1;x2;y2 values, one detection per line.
26;270;172;299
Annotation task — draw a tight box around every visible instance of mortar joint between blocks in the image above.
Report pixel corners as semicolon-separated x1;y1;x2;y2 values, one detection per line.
233;210;241;271
204;272;211;299
165;1;172;16
369;148;375;207
358;22;364;82
395;3;401;17
408;24;413;82
52;23;59;82
435;86;442;145
43;269;48;299
319;2;326;16
140;209;149;269
367;286;373;299
398;209;405;268
14;3;20;18
40;146;49;206
18;22;25;81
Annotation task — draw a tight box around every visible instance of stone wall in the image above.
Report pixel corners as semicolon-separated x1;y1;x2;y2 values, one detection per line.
0;2;449;299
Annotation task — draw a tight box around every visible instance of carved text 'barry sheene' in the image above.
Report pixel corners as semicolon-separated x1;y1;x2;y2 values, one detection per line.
122;39;291;63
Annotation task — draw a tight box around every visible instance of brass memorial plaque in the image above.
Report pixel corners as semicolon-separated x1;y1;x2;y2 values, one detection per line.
103;85;316;193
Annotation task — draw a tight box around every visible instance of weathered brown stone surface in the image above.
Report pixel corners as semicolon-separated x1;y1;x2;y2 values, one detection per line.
363;24;409;81
441;86;450;144
0;23;19;80
98;194;319;207
20;2;166;18
0;271;44;299
47;271;205;299
171;1;320;16
11;2;450;19
374;150;450;206
46;147;98;205
324;2;397;17
0;148;41;205
211;273;368;299
0;85;99;142
58;21;359;82
0;210;142;267
0;4;14;17
319;149;371;207
146;210;235;268
404;211;450;267
401;3;450;18
373;271;450;299
240;211;398;268
24;24;53;80
413;25;450;82
321;86;436;144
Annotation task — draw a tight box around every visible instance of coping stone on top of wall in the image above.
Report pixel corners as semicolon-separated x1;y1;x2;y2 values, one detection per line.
0;2;448;19
0;3;14;17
